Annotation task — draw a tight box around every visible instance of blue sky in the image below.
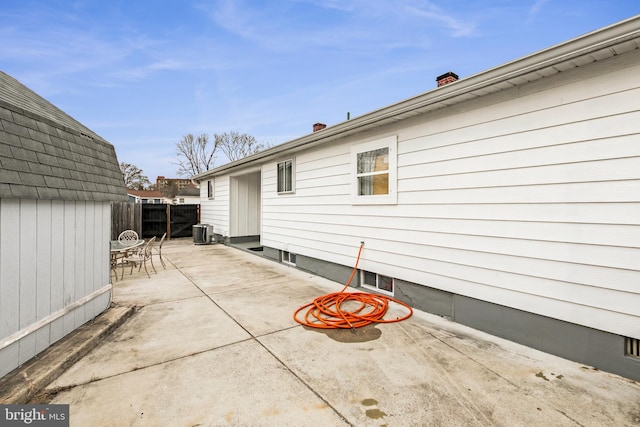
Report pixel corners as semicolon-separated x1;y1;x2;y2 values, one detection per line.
1;1;638;182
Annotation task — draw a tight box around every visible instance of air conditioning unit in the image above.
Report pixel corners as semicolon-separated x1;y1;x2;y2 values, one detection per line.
193;224;213;245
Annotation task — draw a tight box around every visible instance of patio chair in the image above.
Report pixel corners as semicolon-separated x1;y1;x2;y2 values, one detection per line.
112;250;135;281
118;229;139;243
157;232;167;269
125;236;157;278
110;252;120;282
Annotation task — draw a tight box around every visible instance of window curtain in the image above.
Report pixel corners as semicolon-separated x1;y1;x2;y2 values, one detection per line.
278;161;292;192
357;148;388;195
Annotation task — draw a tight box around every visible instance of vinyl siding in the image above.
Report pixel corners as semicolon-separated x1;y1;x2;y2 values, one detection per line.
200;176;230;238
261;51;640;340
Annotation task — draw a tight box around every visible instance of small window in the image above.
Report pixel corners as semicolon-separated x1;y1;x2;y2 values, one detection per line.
357;147;389;195
207;179;214;199
361;270;394;295
351;136;397;204
277;159;294;193
281;250;296;266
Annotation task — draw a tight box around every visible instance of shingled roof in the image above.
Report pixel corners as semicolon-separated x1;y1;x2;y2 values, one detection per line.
0;71;127;201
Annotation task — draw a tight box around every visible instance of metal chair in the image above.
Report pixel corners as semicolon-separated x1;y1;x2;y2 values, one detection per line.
157;233;167;269
125;236;157;278
110;252;121;282
118;229;139;243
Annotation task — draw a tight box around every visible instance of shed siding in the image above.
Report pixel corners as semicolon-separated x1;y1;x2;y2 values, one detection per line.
261;53;640;340
200;176;230;238
0;198;111;377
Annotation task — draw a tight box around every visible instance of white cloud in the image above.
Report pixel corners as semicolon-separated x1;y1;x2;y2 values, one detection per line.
197;0;475;55
529;0;550;18
114;59;188;80
404;3;477;37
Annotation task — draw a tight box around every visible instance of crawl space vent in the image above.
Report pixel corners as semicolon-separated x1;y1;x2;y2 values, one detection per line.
625;337;640;358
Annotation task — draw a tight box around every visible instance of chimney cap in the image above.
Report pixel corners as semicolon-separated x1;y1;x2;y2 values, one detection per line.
436;71;459;82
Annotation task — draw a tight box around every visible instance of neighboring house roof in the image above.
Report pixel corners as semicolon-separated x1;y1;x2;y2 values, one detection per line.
176;187;200;197
193;15;640;182
128;189;164;198
0;71;127;201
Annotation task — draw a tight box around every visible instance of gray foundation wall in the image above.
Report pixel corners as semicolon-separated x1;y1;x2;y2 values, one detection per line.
262;246;279;261
396;278;640;382
229;235;260;244
264;246;640;381
451;294;640;382
291;253;356;286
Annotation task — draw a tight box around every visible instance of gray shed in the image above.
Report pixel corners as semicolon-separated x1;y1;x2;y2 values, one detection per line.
0;71;127;377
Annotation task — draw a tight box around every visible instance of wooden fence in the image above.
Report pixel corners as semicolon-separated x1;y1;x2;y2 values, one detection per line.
111;201;142;240
111;202;199;240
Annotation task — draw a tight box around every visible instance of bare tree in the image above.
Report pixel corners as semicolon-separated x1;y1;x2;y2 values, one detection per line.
120;162;151;190
215;131;266;162
175;133;218;177
159;181;179;198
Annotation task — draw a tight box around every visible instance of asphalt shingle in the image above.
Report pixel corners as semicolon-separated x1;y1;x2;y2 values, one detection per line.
0;142;11;157
10;145;38;162
1;119;30;139
36;187;61;199
0;106;12;121
10;184;38;198
18;172;46;187
0;168;21;184
0;129;22;147
1;156;29;173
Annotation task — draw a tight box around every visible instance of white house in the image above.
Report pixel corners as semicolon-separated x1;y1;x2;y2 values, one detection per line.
173;187;200;205
0;71;127;377
127;189;171;204
193;16;640;381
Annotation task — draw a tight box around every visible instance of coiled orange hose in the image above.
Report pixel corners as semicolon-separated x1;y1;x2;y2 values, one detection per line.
293;244;413;329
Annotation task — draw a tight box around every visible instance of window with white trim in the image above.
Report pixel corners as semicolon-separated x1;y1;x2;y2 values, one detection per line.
207;179;214;199
351;136;397;204
361;270;394;295
277;159;294;193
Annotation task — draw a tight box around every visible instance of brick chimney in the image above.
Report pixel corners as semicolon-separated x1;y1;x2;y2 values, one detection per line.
313;122;326;132
436;71;459;87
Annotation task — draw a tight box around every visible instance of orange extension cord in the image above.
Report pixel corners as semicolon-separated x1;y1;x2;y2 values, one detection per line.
293;243;413;329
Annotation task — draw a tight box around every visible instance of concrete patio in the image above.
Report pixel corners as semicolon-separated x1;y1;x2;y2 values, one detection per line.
12;238;640;426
